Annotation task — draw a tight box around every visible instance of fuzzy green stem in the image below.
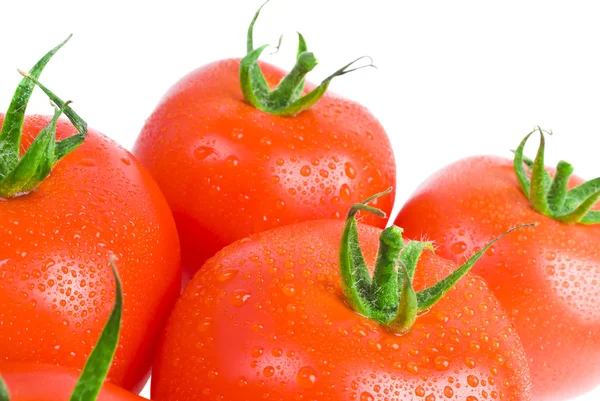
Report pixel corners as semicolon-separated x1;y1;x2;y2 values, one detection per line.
386;264;418;335
339;190;534;334
239;0;374;116
0;37;87;198
513;128;600;224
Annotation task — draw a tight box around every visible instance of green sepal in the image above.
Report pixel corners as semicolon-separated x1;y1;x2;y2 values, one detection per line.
339;212;375;317
69;256;123;401
416;224;534;312
0;104;62;196
400;240;435;282
386;264;418;335
339;189;533;334
0;375;8;401
239;0;374;116
514;127;600;224
0;37;87;198
0;35;71;178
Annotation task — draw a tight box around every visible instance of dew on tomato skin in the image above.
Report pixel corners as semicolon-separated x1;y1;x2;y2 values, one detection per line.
450;241;467;254
434;356;450;371
218;269;239;282
230;289;251;307
193;146;218;160
340;184;352;202
251;346;264;358
281;284;296;299
296;366;317;389
225;155;239;167
78;158;97;167
300;166;312;177
345;162;357;179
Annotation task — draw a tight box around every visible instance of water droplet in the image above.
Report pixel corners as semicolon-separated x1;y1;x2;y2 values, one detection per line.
319;169;329;178
194;146;217;161
444;386;454;398
296;366;317;389
451;241;467;254
251;346;264;358
225;155;239;167
230;289;251;307
340;184;352;202
345;162;357;179
260;137;272;146
120;157;131;165
415;386;425;397
79;158;96;167
218;269;239;282
434;356;450;371
360;392;374;401
263;366;275;377
465;357;476;368
467;375;479;387
232;128;244;140
197;317;213;332
300;166;312;177
282;284;296;297
276;199;285;210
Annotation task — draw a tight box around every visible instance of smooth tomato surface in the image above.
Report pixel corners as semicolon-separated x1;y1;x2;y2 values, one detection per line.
0;362;145;401
133;59;395;282
152;219;531;401
395;156;600;401
0;115;181;393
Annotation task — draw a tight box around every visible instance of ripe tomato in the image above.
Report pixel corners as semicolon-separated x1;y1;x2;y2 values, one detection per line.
0;114;181;392
0;363;145;401
132;5;395;283
152;218;531;401
395;131;600;400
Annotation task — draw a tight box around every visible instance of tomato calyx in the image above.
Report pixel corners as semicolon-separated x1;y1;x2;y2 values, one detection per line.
0;35;87;199
514;127;600;224
340;188;535;335
239;0;375;116
0;256;123;401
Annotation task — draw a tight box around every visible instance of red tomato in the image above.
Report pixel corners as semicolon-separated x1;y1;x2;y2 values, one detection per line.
0;362;145;401
0;115;181;393
395;154;600;400
133;59;395;283
152;219;531;401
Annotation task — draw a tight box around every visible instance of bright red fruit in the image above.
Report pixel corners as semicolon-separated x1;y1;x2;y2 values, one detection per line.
152;206;532;401
395;129;600;400
0;40;180;393
0;363;146;401
132;4;395;282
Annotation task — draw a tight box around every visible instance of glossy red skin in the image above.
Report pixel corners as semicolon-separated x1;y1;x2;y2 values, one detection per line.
0;363;146;401
395;155;600;401
133;59;395;283
152;219;532;401
0;115;181;393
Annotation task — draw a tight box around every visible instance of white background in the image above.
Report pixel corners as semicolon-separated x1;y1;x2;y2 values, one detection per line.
1;1;599;399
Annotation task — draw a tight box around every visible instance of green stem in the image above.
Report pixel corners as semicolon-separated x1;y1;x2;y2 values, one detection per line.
339;190;534;335
0;38;87;198
370;226;403;311
513;127;600;224
239;1;374;116
386;264;418;335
